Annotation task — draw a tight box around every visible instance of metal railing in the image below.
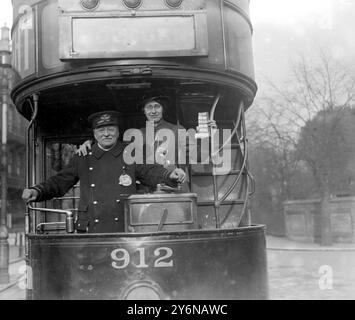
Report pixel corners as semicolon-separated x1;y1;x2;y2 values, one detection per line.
27;204;75;234
209;97;255;228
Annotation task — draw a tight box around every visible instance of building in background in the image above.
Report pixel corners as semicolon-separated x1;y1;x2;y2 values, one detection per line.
0;25;27;232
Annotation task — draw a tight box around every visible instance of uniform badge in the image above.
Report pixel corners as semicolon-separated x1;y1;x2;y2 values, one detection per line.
119;174;132;186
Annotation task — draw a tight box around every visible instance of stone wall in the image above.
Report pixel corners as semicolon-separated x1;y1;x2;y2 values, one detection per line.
283;197;355;243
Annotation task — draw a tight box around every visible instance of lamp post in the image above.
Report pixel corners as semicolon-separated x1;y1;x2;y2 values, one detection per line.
0;25;11;284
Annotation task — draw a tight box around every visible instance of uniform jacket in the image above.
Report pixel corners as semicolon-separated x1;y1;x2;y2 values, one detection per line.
31;142;173;233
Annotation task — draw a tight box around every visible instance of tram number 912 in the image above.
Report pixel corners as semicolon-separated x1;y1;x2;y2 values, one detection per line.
110;247;174;269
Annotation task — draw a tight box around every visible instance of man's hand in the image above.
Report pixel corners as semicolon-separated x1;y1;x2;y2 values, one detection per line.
22;188;39;203
76;140;92;156
169;168;187;184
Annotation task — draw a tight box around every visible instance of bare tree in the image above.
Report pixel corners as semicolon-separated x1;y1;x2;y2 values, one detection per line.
248;52;355;245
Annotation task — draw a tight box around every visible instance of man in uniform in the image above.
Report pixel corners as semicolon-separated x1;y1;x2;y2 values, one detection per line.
21;110;186;233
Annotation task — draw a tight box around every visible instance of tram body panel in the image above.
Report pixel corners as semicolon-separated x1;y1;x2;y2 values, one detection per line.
28;227;268;300
12;0;268;300
11;0;256;107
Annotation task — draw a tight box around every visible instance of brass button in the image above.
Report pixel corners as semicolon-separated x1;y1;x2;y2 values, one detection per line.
93;201;98;205
94;219;99;223
114;218;119;222
89;152;93;156
89;167;93;171
91;184;95;187
116;199;120;203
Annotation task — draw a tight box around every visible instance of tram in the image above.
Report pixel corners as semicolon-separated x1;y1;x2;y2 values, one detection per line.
11;0;268;299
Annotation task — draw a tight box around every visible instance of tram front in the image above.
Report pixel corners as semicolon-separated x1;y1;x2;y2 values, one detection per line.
11;0;268;299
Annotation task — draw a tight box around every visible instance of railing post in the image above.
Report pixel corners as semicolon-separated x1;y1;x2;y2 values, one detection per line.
0;25;11;284
19;232;24;258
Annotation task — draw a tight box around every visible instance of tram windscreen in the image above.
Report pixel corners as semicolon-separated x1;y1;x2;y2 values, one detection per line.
72;16;196;54
45;142;80;211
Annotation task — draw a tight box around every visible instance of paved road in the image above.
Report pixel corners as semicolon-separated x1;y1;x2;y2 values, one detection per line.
0;260;26;300
268;249;355;299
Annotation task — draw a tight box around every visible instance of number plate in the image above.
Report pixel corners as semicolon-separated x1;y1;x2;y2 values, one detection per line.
110;247;174;269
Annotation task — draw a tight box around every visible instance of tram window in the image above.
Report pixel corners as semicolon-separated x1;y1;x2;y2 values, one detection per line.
223;3;254;75
45;141;80;212
12;6;36;78
45;142;76;175
42;2;61;69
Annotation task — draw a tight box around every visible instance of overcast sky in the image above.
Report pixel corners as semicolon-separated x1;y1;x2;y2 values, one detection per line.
250;0;333;26
0;0;12;28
